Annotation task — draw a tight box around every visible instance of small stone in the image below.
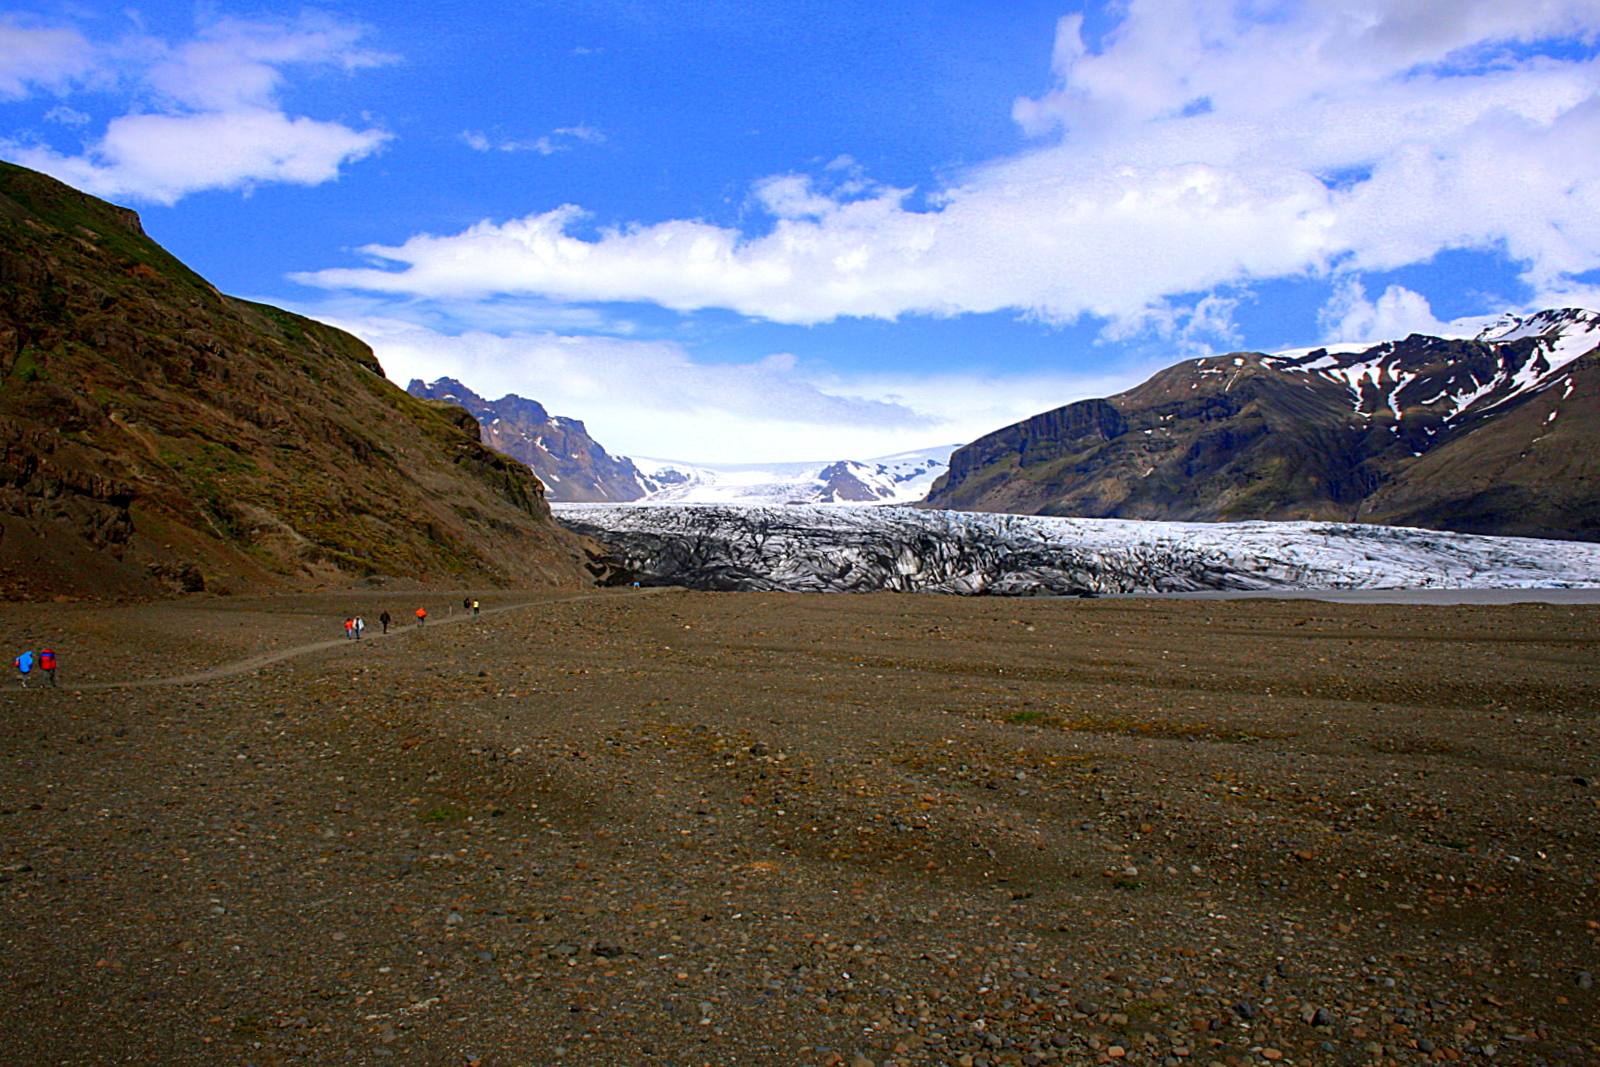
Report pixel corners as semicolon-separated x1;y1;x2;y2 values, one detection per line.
1107;1047;1127;1059
1232;1002;1257;1021
1418;1039;1437;1053
851;1055;875;1067
1578;972;1593;990
1262;1050;1283;1061
445;911;463;926
1312;1008;1335;1028
750;743;770;757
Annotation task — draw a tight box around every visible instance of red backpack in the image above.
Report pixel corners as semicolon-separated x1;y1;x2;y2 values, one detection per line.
39;650;54;670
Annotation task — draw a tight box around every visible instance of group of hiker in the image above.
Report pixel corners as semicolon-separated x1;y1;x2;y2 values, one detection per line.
13;599;489;688
338;599;481;643
13;648;56;688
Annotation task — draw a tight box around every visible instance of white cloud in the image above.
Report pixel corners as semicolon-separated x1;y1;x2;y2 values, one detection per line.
0;19;94;99
296;1;1600;333
459;124;605;155
44;105;90;126
0;15;391;204
1317;280;1459;343
320;316;1132;462
14;110;388;205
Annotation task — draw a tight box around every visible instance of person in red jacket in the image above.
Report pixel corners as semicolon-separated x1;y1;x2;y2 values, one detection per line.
39;648;55;687
415;607;427;626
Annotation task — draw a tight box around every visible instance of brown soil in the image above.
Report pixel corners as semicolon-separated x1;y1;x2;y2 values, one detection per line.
1;590;1596;1067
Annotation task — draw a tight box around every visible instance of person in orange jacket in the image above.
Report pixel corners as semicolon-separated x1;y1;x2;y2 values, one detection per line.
415;607;427;626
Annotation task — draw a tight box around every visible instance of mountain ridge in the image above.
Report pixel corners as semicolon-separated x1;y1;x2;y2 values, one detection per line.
406;377;647;503
924;309;1600;542
0;161;584;599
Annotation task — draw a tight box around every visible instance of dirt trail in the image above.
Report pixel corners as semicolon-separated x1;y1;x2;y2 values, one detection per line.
1;586;669;691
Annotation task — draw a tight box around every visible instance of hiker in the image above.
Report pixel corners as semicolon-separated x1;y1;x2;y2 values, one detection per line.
14;650;33;688
344;618;355;640
415;607;427;626
472;599;480;615
39;648;55;687
463;597;471;613
379;610;391;634
353;616;366;641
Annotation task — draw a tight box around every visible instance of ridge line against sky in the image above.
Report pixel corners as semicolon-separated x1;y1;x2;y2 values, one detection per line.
4;1;1600;462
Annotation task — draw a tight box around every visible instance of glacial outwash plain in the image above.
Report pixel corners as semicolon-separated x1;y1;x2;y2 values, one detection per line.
1;587;1597;1067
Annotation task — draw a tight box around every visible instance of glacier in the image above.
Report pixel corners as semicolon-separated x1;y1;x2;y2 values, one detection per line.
554;504;1600;596
628;446;956;506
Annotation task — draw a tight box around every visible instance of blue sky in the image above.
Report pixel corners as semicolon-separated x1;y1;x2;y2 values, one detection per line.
4;1;1600;461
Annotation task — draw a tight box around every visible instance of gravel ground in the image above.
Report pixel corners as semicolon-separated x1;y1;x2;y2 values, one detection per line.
1;589;1596;1067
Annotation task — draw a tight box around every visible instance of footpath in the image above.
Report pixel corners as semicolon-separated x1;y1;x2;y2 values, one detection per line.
6;586;669;692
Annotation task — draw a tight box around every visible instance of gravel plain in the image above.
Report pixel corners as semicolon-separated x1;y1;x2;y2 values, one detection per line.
1;588;1596;1067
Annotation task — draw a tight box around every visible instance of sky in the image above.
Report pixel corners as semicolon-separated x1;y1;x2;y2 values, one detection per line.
4;1;1600;462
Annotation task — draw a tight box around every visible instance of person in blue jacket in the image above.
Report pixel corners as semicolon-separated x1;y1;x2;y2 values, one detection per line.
14;650;34;688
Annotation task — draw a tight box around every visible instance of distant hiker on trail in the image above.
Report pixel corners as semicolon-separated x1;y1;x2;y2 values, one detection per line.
379;610;392;634
344;618;355;640
463;597;471;613
353;616;366;641
472;599;480;615
14;650;33;688
39;648;55;687
415;607;427;626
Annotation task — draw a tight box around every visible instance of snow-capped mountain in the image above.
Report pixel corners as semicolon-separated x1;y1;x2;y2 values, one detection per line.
927;308;1600;542
554;504;1600;595
409;374;956;506
631;445;957;506
1258;307;1600;426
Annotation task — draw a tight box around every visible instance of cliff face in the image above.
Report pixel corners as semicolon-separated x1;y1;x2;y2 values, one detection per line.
0;161;584;600
407;378;646;503
925;312;1600;541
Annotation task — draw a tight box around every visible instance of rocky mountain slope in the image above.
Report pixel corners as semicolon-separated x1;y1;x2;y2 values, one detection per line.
554;503;1600;595
925;310;1600;541
401;378;956;507
0;161;584;600
406;378;647;502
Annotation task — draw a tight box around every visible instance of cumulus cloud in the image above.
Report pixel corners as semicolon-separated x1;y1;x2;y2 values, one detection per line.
0;15;391;204
319;316;1128;462
296;0;1600;338
1317;280;1461;343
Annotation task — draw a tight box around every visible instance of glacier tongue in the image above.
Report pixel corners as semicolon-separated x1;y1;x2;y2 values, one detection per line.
554;504;1600;595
